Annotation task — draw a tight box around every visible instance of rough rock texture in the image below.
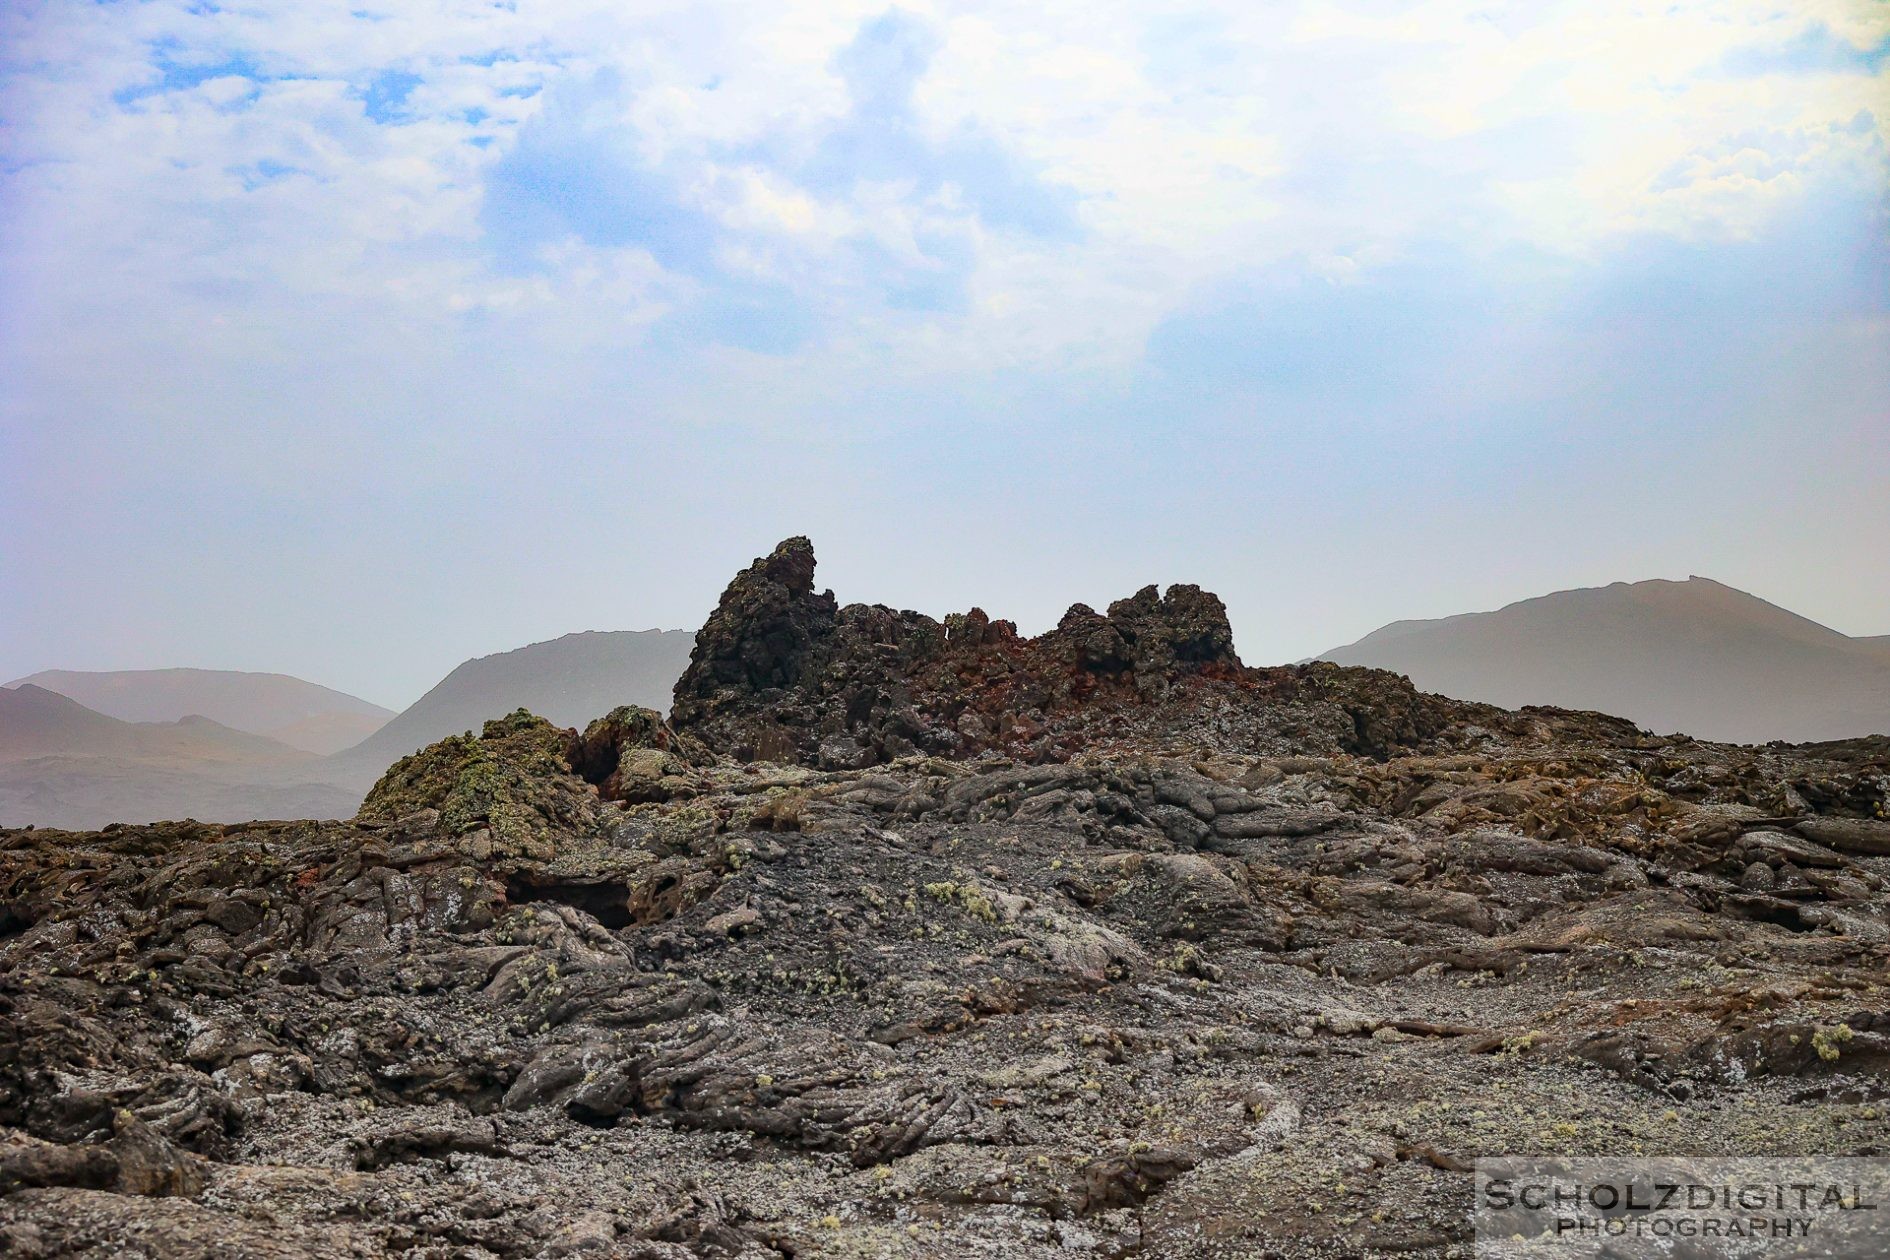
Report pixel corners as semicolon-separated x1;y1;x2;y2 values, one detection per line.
569;706;712;806
671;539;1623;771
356;710;608;860
2;543;1887;1258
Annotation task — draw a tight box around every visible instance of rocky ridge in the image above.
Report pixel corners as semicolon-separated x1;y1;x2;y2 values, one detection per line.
670;538;1631;770
2;540;1887;1258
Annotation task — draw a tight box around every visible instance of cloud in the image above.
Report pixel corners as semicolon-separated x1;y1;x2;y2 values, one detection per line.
2;0;1887;698
361;68;423;123
113;50;270;107
832;8;939;116
1720;22;1890;78
470;8;1079;348
481;69;719;275
809;8;1078;236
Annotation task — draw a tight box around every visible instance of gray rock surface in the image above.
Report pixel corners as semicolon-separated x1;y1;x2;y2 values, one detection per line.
2;543;1886;1258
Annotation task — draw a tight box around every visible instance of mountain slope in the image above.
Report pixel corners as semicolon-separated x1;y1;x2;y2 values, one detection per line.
336;630;696;769
0;684;311;765
0;685;350;829
1320;576;1890;743
0;684;148;762
7;667;393;754
1;632;697;827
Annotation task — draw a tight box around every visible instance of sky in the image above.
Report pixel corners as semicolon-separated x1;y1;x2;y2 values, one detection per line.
1;0;1886;710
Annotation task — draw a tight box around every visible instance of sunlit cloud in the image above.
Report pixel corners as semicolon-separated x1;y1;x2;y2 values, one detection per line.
0;0;1884;699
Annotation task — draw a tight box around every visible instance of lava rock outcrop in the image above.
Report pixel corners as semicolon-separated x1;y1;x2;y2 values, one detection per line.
670;538;1617;769
3;540;1887;1259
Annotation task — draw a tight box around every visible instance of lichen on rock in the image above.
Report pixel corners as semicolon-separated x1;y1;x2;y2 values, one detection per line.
5;539;1888;1260
356;709;606;854
569;705;711;803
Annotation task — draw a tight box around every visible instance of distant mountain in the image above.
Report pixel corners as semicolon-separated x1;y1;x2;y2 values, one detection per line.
0;684;310;765
6;668;393;755
0;684;356;829
336;630;696;769
1319;576;1890;744
0;631;696;829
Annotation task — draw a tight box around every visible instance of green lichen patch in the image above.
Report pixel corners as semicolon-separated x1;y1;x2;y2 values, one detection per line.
356;709;607;856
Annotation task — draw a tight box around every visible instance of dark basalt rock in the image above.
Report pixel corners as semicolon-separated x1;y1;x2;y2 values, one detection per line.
667;538;1646;769
670;537;840;756
356;709;609;855
569;706;710;803
2;541;1887;1259
1098;582;1241;679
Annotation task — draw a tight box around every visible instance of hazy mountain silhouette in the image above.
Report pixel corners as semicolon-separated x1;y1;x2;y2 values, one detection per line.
334;630;696;772
1;631;696;827
6;667;393;755
0;684;362;829
0;684;310;765
1320;576;1890;743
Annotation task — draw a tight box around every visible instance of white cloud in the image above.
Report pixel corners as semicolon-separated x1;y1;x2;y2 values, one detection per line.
1;1;1886;701
0;0;1882;428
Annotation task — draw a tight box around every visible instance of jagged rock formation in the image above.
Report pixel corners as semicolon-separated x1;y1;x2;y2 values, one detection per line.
2;542;1887;1258
668;535;1256;767
672;538;1623;770
567;705;712;805
355;711;613;860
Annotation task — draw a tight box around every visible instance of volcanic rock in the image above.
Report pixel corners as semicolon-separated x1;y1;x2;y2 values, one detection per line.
669;538;1628;769
2;540;1887;1259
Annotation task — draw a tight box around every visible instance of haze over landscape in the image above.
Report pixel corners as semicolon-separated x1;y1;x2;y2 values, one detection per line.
1321;577;1890;745
0;633;696;829
3;4;1890;1254
1;0;1885;823
3;0;1886;710
6;569;1888;830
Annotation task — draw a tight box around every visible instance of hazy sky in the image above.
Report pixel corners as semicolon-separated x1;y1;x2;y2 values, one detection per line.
2;0;1886;709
